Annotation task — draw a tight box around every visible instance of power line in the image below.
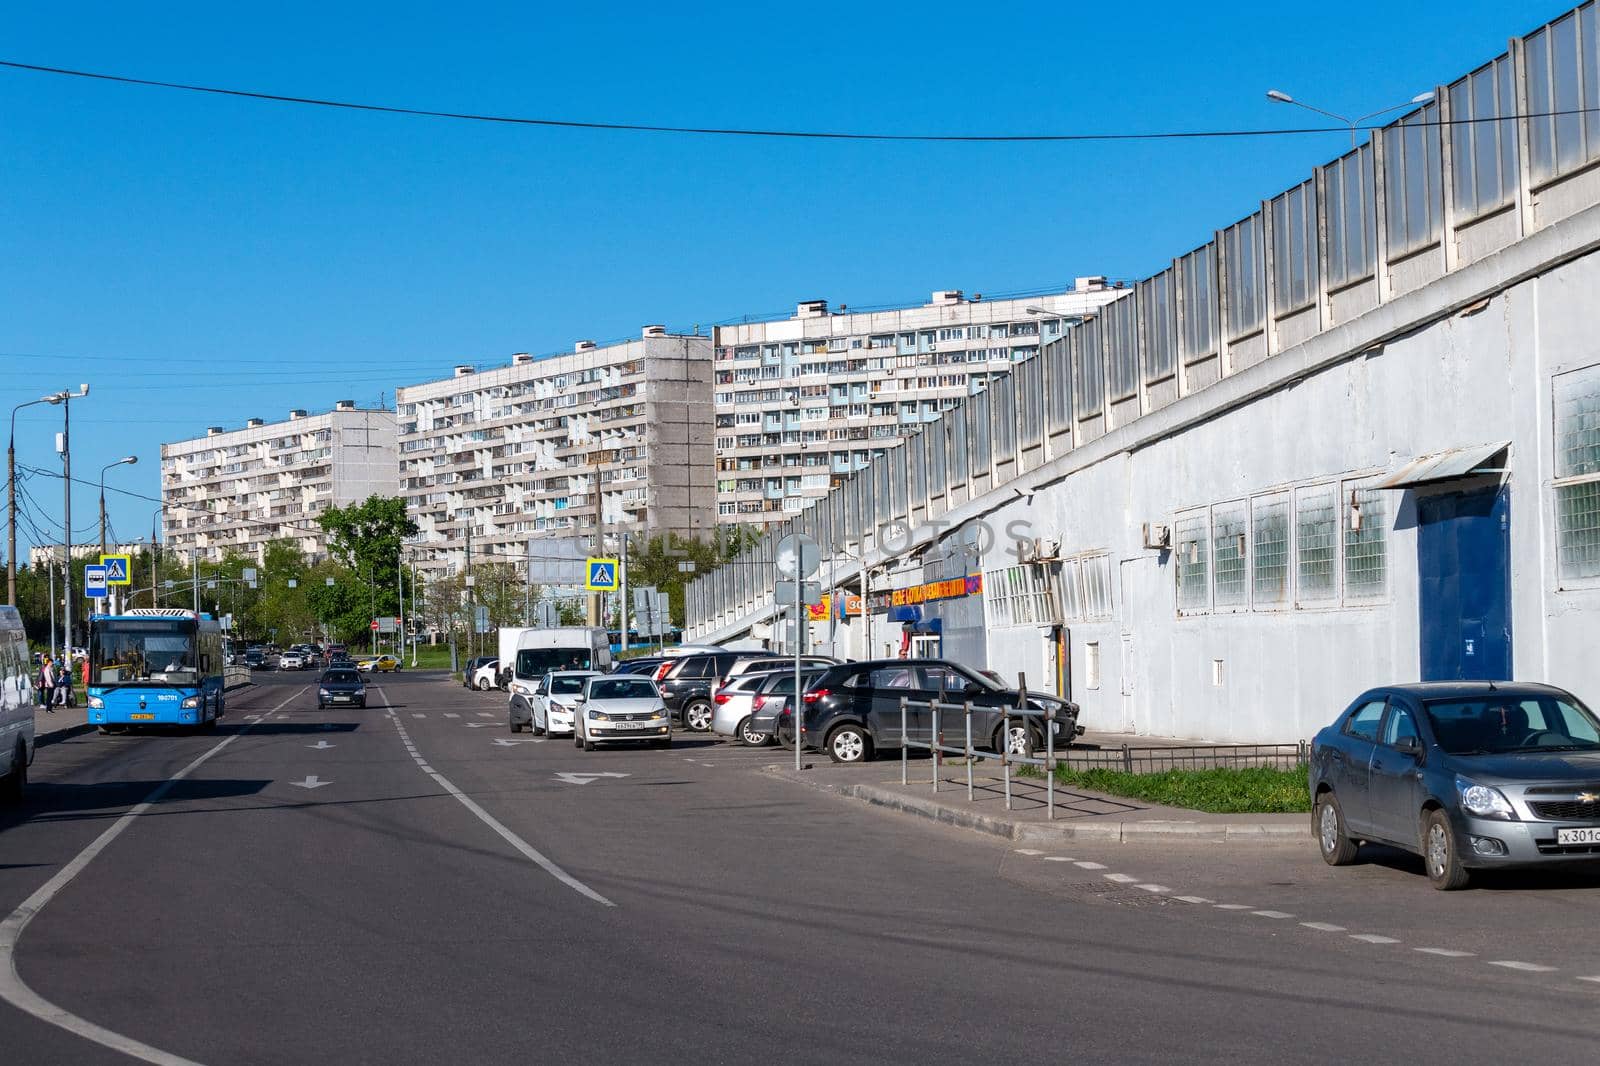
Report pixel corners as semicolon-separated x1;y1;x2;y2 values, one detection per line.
3;57;1588;144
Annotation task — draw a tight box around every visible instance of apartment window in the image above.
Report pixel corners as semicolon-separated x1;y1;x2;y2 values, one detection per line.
1175;510;1210;612
1080;554;1113;619
1295;484;1338;604
1343;482;1388;601
1211;501;1248;608
1251;492;1291;607
1556;365;1600;584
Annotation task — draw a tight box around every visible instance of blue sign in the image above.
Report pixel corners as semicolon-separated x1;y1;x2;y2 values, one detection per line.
84;564;109;599
101;554;132;585
585;558;619;591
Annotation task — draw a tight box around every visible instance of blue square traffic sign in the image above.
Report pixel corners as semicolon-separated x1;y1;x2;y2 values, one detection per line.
84;564;109;599
585;558;619;591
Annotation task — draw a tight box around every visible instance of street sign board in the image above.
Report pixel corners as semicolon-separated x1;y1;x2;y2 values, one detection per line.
376;616;399;634
84;564;108;599
775;534;820;578
474;605;491;633
585;558;619;591
100;554;132;586
774;580;823;607
534;601;560;627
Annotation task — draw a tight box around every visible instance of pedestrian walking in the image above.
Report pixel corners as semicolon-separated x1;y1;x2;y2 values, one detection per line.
40;656;58;714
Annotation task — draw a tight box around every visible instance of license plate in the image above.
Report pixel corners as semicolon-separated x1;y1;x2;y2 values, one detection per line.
130;713;155;720
1557;827;1600;845
612;721;646;730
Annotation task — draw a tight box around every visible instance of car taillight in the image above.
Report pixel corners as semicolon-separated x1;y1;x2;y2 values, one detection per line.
802;688;828;704
652;663;673;682
713;692;731;704
752;695;767;710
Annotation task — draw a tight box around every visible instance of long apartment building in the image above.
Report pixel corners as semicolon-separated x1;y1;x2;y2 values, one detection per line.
161;403;399;563
395;328;716;575
711;280;1122;524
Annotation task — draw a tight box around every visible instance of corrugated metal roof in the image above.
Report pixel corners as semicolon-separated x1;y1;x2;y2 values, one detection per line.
1376;442;1509;489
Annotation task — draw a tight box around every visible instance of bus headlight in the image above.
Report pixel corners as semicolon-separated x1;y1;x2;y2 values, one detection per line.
88;696;104;709
182;696;200;709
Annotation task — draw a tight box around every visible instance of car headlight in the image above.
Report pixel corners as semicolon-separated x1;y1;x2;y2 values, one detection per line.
649;709;666;720
1456;776;1518;820
182;696;200;709
590;710;611;721
88;695;104;709
319;689;331;697
510;682;530;696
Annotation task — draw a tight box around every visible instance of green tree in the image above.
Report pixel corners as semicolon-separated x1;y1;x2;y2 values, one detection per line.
624;532;732;629
318;495;418;624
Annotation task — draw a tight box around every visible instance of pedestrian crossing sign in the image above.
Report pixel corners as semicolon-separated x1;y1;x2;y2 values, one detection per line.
101;554;133;586
585;558;619;591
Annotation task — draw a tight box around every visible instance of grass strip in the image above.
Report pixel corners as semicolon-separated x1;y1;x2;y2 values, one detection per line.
1028;764;1312;814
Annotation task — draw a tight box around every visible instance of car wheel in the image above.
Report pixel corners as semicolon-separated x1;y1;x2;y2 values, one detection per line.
510;717;524;734
1;742;26;804
531;713;546;737
738;717;769;747
357;699;366;709
574;729;583;749
826;724;871;764
683;701;714;733
776;721;796;750
1423;809;1471;891
583;734;596;752
477;678;492;691
997;723;1036;759
1314;792;1359;866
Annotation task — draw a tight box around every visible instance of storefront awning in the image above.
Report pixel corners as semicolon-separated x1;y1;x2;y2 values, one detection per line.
1376;442;1508;489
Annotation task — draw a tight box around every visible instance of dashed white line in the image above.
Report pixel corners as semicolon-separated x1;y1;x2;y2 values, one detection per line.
443;713;460;719
1042;856;1076;863
1488;960;1558;973
1136;884;1172;894
1415;948;1475;958
1014;849;1043;856
476;712;495;718
1577;976;1600;984
1103;873;1138;884
1214;904;1253;911
1174;896;1213;905
1074;861;1106;870
412;713;425;719
1350;934;1402;944
1301;922;1347;933
1251;910;1294;919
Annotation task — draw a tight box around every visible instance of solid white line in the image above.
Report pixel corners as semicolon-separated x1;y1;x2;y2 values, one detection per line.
1301;922;1347;932
1415;948;1475;958
1251;910;1294;919
1;685;307;1065
1488;960;1558;973
1350;934;1401;944
383;692;613;908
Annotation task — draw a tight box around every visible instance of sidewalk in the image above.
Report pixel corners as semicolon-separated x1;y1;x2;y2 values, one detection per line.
32;705;95;747
768;756;1308;848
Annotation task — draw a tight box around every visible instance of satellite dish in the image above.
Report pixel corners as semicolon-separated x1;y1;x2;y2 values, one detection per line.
775;534;820;579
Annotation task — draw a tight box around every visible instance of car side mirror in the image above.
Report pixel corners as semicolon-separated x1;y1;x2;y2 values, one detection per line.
1395;736;1423;756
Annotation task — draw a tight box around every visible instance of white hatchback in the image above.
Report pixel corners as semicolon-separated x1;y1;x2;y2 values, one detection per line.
575;675;671;751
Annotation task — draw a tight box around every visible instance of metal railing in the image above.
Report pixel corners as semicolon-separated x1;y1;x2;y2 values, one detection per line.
1061;742;1308;773
896;688;1067;820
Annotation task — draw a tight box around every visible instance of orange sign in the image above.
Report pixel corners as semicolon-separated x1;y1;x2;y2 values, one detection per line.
889;574;983;608
809;592;864;622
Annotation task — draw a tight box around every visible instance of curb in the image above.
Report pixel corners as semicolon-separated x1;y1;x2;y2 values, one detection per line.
769;767;1307;847
35;722;96;748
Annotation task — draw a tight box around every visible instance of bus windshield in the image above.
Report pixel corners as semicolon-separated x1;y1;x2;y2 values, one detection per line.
517;647;594;678
90;620;199;685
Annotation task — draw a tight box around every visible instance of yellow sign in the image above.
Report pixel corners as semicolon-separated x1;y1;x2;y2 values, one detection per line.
101;553;134;586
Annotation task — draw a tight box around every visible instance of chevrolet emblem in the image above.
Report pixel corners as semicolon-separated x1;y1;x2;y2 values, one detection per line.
1581;793;1599;804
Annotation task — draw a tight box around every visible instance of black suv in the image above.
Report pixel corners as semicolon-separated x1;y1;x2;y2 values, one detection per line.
798;658;1082;764
657;652;780;731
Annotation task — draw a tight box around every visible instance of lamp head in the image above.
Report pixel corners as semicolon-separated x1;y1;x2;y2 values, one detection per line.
1266;89;1294;103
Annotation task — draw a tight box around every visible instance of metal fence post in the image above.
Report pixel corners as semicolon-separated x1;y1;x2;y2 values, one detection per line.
964;700;974;802
1046;703;1055;821
900;696;908;786
931;702;940;792
1001;705;1012;812
1123;742;1133;773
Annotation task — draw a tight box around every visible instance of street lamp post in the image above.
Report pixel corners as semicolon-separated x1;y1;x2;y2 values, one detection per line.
56;385;89;673
8;395;59;606
99;456;137;613
1265;88;1436;148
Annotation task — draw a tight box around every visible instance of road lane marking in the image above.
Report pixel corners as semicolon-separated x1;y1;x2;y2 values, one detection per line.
443;713;460;719
1415;948;1474;957
1350;934;1401;944
308;741;335;750
412;713;425;718
1488;960;1558;972
1174;896;1213;905
1136;884;1172;894
289;776;331;790
1250;910;1293;919
1301;922;1347;932
554;772;630;785
383;691;613;907
476;712;495;718
1042;856;1076;862
1013;849;1043;855
1213;904;1252;910
1102;873;1138;884
1577;976;1600;984
1;685;308;1066
1073;861;1106;870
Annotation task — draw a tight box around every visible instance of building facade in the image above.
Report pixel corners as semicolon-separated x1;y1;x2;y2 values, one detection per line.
161;403;399;563
395;329;716;576
710;282;1121;525
27;542;149;568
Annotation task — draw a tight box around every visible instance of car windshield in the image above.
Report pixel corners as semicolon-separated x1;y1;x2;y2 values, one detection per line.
1424;695;1600;755
588;678;656;701
323;671;360;684
549;675;589;695
518;648;594;678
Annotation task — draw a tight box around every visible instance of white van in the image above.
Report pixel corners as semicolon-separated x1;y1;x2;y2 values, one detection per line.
1;606;35;802
511;627;613;683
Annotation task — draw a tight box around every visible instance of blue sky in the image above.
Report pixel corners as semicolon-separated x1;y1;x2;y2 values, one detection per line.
0;0;1576;553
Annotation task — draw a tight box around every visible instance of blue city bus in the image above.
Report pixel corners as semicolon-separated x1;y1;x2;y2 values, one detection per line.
86;608;226;731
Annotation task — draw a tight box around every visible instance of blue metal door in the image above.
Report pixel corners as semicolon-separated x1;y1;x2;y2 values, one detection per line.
1417;488;1511;681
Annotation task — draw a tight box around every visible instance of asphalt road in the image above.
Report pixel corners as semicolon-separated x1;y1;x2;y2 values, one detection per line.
3;670;1599;1065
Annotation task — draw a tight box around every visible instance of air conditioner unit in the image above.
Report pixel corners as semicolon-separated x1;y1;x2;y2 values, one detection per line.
1016;538;1037;563
1033;536;1061;561
1141;522;1172;550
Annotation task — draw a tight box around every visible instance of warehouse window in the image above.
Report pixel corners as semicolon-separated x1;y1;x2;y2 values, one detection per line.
1211;501;1249;608
1555;364;1600;584
1295;485;1338;604
1251;492;1291;607
1175;510;1210;612
1343;482;1388;601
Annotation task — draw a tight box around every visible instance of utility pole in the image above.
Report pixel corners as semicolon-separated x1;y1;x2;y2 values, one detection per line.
150;509;160;608
464;524;474;660
396;546;405;663
61;390;77;668
619;528;629;656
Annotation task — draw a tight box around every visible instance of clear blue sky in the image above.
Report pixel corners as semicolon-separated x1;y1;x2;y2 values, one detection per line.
0;0;1575;554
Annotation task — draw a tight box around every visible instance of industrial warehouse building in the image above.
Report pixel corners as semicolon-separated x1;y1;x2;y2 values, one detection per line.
686;4;1600;743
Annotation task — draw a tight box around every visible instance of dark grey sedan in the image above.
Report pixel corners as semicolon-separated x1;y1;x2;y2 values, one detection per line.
1310;682;1600;890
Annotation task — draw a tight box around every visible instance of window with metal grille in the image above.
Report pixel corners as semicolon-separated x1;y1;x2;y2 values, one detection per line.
1058;557;1084;622
1212;501;1249;608
1251;492;1291;607
985;564;1059;627
1343;483;1388;601
1296;485;1338;604
1555;364;1600;583
1175;510;1210;612
1081;554;1114;620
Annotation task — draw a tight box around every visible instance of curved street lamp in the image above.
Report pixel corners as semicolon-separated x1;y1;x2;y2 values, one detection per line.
99;456;139;559
1266;88;1436;147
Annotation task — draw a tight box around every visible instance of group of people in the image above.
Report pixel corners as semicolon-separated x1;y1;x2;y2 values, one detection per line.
35;655;84;713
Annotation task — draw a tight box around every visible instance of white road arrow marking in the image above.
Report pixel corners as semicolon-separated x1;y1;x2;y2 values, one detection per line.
290;775;331;789
554;772;631;786
308;740;336;750
494;738;545;746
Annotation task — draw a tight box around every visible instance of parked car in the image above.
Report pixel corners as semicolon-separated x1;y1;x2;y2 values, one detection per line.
574;674;671;751
511;670;601;736
730;668;830;747
721;655;838;690
462;655;498;688
711;673;770;745
280;651;305;670
470;659;500;691
1310;682;1600;890
657;651;777;732
317;668;367;709
612;656;668;676
796;658;1082;765
358;655;402;673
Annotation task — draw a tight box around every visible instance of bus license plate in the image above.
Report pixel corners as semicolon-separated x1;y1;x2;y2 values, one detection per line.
130;713;155;720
